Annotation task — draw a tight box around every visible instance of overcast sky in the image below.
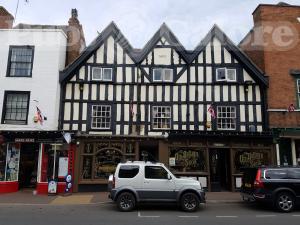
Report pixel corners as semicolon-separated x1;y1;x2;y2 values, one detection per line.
1;0;300;49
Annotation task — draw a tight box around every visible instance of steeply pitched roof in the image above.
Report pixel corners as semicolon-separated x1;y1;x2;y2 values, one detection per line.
190;24;268;87
136;23;189;63
60;22;136;83
60;22;268;87
0;6;14;19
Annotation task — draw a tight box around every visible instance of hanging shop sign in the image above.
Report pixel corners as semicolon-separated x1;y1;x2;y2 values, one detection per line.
15;138;35;143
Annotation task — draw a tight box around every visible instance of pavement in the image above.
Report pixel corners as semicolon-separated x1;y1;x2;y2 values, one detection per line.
0;189;242;205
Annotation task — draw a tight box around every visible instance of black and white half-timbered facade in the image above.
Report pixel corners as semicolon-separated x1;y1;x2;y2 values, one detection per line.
60;22;275;192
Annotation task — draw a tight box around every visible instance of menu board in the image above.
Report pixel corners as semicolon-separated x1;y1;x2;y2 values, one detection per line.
58;157;68;178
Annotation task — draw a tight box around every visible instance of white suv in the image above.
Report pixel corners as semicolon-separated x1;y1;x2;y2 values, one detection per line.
108;161;205;212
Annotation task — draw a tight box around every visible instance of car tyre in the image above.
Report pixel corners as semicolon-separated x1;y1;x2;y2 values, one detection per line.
117;192;136;212
275;192;295;213
180;192;199;212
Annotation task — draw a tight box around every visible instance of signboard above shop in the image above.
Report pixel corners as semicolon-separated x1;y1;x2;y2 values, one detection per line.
15;138;35;143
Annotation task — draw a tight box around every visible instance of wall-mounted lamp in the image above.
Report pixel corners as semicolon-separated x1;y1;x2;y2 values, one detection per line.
78;79;84;91
244;80;253;92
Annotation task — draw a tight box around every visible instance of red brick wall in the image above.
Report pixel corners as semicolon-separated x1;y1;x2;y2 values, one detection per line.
240;4;300;128
66;11;86;66
0;7;13;29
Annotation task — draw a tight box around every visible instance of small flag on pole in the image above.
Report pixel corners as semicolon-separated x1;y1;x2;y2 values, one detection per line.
129;101;135;117
288;103;295;112
208;104;216;119
36;107;44;125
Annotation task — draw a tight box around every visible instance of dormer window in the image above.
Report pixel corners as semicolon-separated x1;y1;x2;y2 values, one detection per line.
92;67;113;81
216;68;236;82
153;68;173;82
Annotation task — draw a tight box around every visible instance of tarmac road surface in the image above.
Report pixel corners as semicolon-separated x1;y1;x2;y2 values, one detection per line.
0;201;300;225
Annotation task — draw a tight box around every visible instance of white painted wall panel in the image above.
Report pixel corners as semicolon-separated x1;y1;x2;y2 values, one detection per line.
206;67;212;83
198;105;204;122
223;85;228;101
206;86;212;101
240;105;245;122
154;48;171;65
256;105;262;122
214;85;220;102
213;38;222;64
100;85;105;100
249;105;254;122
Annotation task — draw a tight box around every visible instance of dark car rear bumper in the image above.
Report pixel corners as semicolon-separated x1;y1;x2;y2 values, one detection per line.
241;191;273;203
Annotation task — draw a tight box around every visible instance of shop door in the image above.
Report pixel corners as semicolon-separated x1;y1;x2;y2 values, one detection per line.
209;149;231;192
139;141;159;162
19;143;39;189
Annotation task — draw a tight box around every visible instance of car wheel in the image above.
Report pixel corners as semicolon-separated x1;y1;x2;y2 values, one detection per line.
180;192;199;212
117;192;136;212
275;192;295;213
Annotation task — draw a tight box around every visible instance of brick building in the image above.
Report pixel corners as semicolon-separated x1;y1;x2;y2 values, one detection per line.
240;2;300;166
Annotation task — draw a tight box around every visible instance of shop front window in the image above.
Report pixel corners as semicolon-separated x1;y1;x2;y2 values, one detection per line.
80;142;135;181
169;148;207;173
5;143;21;181
0;144;7;181
94;149;122;179
233;149;270;173
296;140;300;166
40;144;68;182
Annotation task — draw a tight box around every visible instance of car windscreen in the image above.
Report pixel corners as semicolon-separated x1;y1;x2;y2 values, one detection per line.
118;165;139;178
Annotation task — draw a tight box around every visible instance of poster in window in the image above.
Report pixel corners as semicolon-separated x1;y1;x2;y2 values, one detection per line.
58;157;68;178
5;144;20;181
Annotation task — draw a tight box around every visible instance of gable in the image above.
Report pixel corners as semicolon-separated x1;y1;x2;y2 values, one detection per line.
191;25;268;87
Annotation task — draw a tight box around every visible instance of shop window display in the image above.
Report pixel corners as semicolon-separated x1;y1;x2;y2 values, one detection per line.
5;144;21;181
233;149;270;173
41;144;68;182
169;148;207;173
80;142;135;181
0;145;6;181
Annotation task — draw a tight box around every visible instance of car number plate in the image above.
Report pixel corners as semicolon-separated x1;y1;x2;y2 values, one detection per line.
245;183;252;188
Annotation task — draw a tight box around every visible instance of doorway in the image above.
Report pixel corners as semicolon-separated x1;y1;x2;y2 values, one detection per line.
19;143;39;189
209;149;231;192
139;141;159;162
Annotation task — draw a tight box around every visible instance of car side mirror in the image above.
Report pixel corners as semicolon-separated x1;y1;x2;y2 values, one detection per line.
167;174;172;180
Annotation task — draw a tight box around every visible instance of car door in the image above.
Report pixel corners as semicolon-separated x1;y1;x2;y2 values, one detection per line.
288;168;300;198
139;165;176;201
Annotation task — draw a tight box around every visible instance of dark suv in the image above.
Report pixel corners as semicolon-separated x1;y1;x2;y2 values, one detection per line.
240;166;300;212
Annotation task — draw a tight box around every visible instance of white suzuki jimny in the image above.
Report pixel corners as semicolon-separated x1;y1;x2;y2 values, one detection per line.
108;161;205;212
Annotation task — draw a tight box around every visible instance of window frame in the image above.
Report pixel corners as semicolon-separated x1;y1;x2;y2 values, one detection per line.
153;68;173;82
91;67;113;81
1;91;31;125
217;106;237;131
152;105;172;130
90;105;112;130
6;45;34;78
216;68;237;82
144;166;169;180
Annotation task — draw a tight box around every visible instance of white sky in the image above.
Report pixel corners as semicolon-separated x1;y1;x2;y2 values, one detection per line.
1;0;300;49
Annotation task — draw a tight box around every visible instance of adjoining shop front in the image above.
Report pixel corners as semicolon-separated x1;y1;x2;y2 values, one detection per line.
0;131;75;194
273;128;300;166
73;131;275;192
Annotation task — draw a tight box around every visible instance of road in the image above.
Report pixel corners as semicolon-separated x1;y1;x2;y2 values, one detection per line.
0;202;299;225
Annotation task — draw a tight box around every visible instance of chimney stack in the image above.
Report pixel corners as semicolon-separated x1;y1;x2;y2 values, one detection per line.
0;6;14;29
66;8;86;66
